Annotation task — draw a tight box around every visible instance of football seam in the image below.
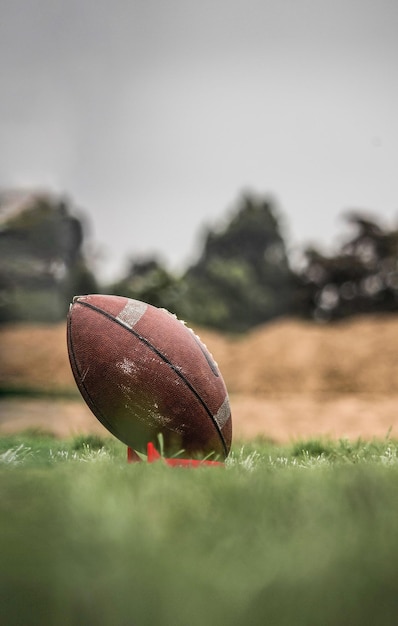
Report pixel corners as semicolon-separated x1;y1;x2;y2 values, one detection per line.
74;299;229;457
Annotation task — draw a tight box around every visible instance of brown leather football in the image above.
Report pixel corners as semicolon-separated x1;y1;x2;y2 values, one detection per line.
67;294;232;458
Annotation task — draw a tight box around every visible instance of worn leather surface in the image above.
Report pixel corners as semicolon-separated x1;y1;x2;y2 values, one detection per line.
67;294;232;457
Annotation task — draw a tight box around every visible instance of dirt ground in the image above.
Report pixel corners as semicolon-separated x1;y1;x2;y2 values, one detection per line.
1;314;398;442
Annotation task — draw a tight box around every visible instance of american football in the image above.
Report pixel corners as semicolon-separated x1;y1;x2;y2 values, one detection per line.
67;294;232;458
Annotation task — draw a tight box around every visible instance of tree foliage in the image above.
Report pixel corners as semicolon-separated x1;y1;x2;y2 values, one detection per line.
110;257;183;313
0;193;97;323
110;193;295;332
297;212;398;321
177;193;295;332
4;188;398;331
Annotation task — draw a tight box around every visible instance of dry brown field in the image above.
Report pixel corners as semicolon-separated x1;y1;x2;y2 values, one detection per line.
1;314;398;443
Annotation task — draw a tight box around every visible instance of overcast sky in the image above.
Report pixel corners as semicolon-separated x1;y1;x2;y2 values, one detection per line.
1;0;397;280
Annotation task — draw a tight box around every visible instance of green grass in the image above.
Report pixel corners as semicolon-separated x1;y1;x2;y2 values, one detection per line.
1;434;398;626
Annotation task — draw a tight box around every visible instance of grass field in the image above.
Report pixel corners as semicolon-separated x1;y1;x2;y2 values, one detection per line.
1;433;398;626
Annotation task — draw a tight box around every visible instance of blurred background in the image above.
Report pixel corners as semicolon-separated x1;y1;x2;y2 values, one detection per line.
2;189;398;329
1;0;398;441
1;0;397;282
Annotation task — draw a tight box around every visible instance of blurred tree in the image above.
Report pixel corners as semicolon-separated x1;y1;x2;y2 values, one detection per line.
109;193;295;332
297;211;398;321
177;193;295;332
110;257;183;313
0;192;98;323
